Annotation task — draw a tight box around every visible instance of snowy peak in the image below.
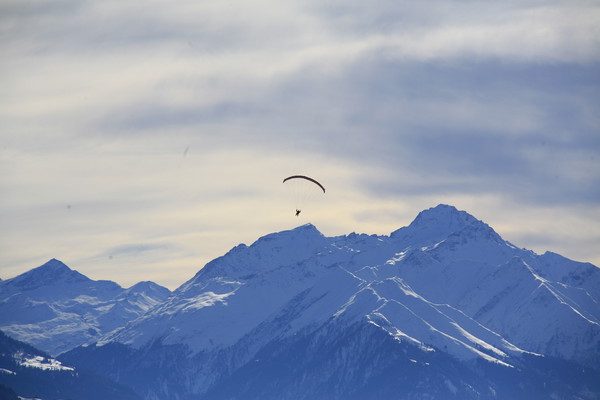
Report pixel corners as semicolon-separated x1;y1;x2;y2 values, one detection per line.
291;222;322;234
250;223;328;256
3;259;89;292
192;223;329;283
125;281;170;297
105;224;335;350
252;223;325;248
407;204;479;233
391;204;505;251
118;282;172;312
34;258;72;273
1;259;122;301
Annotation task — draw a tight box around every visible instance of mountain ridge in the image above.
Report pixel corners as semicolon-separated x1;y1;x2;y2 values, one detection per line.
0;259;171;356
3;204;599;399
56;204;600;400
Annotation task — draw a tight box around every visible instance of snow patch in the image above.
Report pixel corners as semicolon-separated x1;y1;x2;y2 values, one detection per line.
0;368;16;375
451;322;507;358
15;354;74;371
181;291;236;311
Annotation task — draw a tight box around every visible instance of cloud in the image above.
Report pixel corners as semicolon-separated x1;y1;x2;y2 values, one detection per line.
1;0;599;288
310;0;600;60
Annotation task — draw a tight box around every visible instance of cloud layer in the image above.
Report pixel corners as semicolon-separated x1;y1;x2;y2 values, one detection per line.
1;0;599;288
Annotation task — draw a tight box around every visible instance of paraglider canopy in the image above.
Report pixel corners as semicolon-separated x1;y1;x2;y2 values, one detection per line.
282;175;326;193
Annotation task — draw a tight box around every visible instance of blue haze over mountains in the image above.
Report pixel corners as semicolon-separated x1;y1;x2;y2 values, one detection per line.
1;204;599;399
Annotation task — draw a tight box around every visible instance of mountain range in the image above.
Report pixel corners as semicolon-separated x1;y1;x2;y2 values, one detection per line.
0;258;171;355
1;204;599;399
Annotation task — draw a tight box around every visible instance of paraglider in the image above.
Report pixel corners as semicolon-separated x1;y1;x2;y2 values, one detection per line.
283;175;325;216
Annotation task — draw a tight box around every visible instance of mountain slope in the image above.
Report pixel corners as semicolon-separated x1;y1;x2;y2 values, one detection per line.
0;259;171;355
0;330;141;400
61;204;600;399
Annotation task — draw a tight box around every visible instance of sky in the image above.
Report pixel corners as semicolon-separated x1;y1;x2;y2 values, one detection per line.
1;0;599;290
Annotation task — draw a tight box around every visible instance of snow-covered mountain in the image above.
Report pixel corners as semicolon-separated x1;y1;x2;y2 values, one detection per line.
61;204;600;400
0;259;171;355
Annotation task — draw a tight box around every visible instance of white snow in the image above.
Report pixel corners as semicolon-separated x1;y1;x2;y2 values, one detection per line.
14;353;74;371
0;368;16;375
451;322;507;358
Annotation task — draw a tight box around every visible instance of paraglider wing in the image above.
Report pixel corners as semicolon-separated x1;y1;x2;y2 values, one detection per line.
283;175;326;193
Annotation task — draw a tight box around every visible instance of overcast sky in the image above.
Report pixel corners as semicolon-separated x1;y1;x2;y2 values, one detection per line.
1;0;599;289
